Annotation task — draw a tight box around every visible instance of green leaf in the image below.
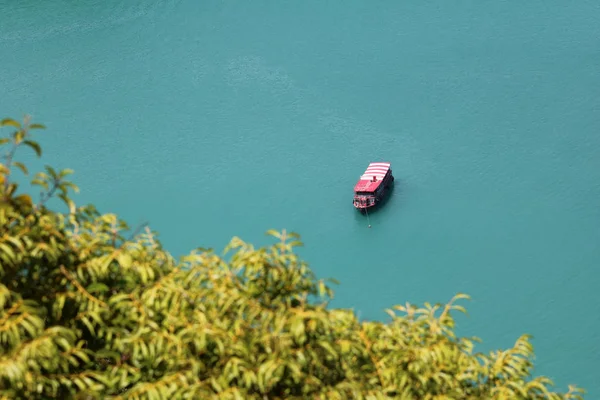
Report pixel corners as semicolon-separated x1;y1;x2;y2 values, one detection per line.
59;168;74;178
95;349;121;364
87;283;110;294
24;140;42;157
29;123;46;130
14;130;25;143
265;229;282;240
31;178;49;190
61;181;80;194
58;193;76;214
117;252;133;269
290;318;305;344
0;118;20;128
12;161;28;175
45;165;58;179
327;278;340;285
0;138;10;146
452;293;471;302
0;243;15;260
81;316;96;336
339;340;352;354
319;340;338;359
6;182;17;196
318;280;328;298
195;246;214;253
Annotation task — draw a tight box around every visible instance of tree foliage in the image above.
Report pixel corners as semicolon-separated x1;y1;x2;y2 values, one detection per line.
0;115;586;399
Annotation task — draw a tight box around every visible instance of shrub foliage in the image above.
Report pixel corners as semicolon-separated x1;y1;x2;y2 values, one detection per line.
0;116;585;399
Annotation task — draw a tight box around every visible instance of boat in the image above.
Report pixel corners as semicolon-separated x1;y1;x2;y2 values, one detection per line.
352;162;394;212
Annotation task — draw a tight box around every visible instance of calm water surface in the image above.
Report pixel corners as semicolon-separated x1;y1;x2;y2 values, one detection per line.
1;0;599;395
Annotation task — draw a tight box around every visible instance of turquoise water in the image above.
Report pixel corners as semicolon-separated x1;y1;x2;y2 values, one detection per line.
1;0;599;395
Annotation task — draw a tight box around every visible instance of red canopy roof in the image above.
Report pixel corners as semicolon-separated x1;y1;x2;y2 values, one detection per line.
353;162;391;193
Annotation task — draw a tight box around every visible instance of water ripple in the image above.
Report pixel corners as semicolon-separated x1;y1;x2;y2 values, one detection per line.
0;0;182;43
223;54;435;186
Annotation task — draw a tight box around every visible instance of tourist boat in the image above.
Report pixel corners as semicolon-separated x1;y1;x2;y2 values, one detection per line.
353;162;394;212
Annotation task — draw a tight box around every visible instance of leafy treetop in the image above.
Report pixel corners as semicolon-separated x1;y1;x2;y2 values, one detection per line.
0;116;585;399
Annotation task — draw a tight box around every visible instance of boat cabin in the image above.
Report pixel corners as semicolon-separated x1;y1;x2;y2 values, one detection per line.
353;162;393;210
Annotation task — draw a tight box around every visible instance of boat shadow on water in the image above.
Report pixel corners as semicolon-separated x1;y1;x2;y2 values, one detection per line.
358;179;398;217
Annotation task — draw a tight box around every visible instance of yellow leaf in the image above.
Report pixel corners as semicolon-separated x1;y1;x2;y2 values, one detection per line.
117;252;133;269
0;118;20;128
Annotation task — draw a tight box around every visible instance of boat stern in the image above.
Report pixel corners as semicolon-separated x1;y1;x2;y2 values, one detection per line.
353;194;376;209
